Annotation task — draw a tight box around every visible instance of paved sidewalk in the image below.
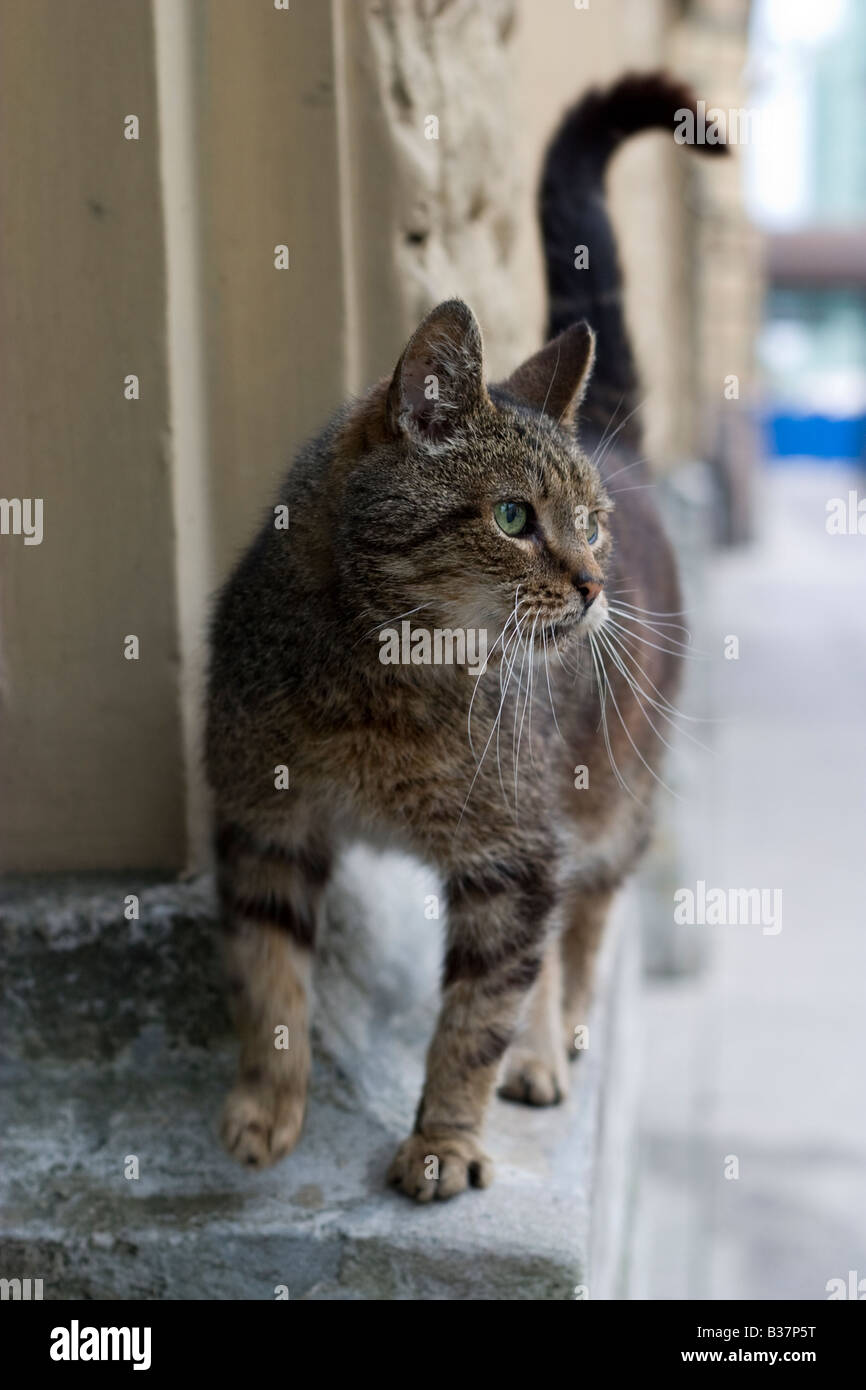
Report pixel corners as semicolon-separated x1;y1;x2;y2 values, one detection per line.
634;463;866;1301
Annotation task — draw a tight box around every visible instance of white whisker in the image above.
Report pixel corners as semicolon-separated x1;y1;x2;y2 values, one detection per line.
351;601;431;650
591;632;677;800
601;623;722;731
514;615;539;801
597;627;712;757
606;607;705;658
542;624;564;742
466;610;514;760
587;633;639;802
456;610;524;830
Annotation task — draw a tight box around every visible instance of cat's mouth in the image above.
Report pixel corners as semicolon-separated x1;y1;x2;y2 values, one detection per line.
547;593;607;641
547;614;582;640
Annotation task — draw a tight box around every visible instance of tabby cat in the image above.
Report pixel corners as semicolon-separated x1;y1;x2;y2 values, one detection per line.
206;74;724;1200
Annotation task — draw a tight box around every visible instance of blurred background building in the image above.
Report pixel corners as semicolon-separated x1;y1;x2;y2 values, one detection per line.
749;0;866;462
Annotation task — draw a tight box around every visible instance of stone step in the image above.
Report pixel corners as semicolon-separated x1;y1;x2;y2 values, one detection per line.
1;852;640;1300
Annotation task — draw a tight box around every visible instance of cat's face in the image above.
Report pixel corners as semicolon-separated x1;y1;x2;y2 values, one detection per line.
339;300;612;664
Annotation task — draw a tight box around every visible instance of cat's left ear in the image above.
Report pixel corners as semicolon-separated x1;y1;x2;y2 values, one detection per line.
501;321;596;427
386;298;488;441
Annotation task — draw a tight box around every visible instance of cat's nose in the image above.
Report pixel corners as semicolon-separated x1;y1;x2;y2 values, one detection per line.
574;573;603;608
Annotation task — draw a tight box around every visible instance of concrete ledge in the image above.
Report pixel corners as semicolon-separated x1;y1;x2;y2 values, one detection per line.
1;854;640;1299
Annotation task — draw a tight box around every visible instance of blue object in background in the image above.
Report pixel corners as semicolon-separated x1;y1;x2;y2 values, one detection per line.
766;413;866;461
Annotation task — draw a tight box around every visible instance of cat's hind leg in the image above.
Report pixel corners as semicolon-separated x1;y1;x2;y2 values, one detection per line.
498;941;569;1105
216;821;331;1169
560;886;614;1062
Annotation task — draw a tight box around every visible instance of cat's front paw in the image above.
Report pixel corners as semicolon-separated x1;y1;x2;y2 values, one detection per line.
498;1046;569;1106
221;1078;306;1169
387;1130;493;1202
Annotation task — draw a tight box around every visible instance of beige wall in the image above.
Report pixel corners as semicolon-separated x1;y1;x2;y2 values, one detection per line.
0;0;185;871
201;0;350;577
0;0;756;874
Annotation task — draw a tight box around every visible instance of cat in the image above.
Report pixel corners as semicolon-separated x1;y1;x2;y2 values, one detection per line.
205;73;725;1201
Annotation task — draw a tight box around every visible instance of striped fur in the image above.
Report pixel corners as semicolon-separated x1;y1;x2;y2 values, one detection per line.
217;820;330;1167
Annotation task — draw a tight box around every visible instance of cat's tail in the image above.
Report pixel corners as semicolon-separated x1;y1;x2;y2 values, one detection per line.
539;72;727;443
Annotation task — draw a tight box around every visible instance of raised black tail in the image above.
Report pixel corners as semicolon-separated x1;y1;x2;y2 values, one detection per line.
540;72;726;445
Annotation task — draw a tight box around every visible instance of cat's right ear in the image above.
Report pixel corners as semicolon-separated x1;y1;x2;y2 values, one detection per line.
501;320;596;427
386;299;488;442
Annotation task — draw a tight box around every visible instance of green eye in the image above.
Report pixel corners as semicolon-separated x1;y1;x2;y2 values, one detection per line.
586;511;599;545
494;500;528;537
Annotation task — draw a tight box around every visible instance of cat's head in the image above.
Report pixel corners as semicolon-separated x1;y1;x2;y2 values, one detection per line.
338;299;612;664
